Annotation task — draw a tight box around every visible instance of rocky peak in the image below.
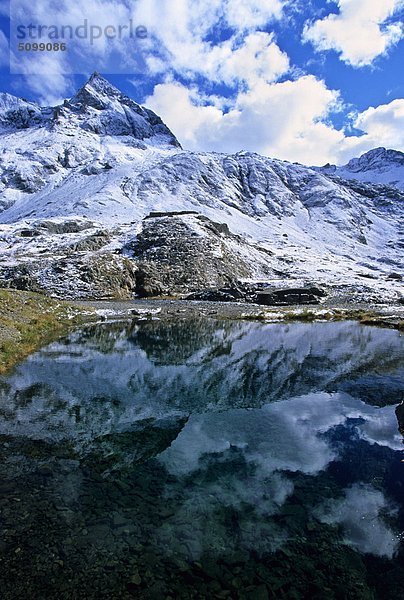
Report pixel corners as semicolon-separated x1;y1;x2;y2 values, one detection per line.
316;147;404;190
69;72;124;110
85;71;120;94
345;147;404;172
67;72;181;146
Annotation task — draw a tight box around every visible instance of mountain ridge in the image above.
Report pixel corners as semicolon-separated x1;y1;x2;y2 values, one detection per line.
317;147;404;191
0;74;402;303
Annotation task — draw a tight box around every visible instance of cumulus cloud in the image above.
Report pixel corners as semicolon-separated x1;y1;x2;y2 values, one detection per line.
330;98;404;163
22;72;73;106
135;1;290;85
315;484;399;558
303;0;404;67
147;76;404;164
146;75;347;164
10;0;287;79
213;32;290;86
224;0;284;28
153;31;289;86
136;0;284;39
8;43;75;104
8;0;290;103
354;99;404;148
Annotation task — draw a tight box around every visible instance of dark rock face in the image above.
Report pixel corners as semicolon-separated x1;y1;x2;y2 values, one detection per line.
0;264;43;293
0;93;44;130
144;210;199;219
256;287;326;306
186;287;247;302
64;231;111;253
134;264;167;297
387;272;402;281
126;214;265;298
186;284;327;305
396;402;404;437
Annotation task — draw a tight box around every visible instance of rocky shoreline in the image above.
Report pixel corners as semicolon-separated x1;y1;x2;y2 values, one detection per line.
78;298;404;331
1;290;403;377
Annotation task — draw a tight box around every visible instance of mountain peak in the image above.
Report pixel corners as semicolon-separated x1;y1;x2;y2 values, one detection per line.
317;146;404;190
345;147;404;172
70;72;123;109
88;71;103;83
67;73;181;147
83;72;123;98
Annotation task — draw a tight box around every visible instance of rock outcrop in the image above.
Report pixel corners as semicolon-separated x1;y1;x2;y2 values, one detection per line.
396;402;404;437
126;213;273;297
0;253;137;300
256;287;326;306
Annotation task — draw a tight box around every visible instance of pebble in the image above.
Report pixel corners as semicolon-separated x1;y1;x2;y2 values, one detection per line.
131;572;142;585
245;584;269;600
112;512;128;528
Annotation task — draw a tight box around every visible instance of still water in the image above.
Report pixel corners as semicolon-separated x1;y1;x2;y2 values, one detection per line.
0;319;403;599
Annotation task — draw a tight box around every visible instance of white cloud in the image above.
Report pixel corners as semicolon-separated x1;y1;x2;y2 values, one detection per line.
143;30;290;87
146;82;227;148
316;484;399;558
9;0;149;78
222;0;284;28
333;98;404;163
134;0;290;85
8;0;288;101
22;72;73;106
9;47;74;104
217;32;290;86
303;0;404;67
354;98;404;148
147;75;346;164
136;0;284;37
147;76;404;165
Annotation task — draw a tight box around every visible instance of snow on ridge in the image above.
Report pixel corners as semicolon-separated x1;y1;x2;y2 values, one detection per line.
0;74;402;300
317;147;404;191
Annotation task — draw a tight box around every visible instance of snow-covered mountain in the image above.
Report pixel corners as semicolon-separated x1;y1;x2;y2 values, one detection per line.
0;74;402;302
318;148;404;191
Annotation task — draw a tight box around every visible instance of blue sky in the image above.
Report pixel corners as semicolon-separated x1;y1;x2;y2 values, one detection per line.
0;0;403;165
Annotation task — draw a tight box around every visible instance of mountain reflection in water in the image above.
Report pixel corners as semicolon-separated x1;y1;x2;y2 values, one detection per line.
0;319;403;600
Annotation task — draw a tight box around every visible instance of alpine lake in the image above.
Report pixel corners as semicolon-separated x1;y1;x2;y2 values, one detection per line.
0;317;403;599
